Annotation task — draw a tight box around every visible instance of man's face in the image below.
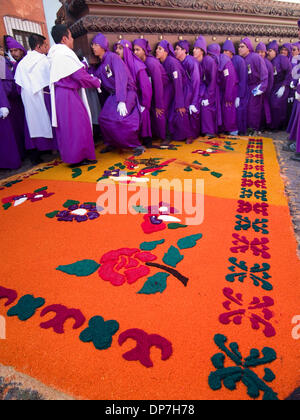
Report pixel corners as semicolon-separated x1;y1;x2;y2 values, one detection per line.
292;46;300;57
133;45;146;62
10;48;25;62
115;44;124;59
92;43;105;58
36;40;49;55
0;47;4;57
267;49;276;60
280;47;289;57
238;43;249;58
193;47;203;62
257;50;266;59
62;30;74;50
174;45;186;62
156;46;168;62
223;50;233;59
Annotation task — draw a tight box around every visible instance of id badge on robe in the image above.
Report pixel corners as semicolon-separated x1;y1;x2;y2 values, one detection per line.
105;65;113;78
149;76;152;84
274;67;278;76
248;64;252;75
223;68;229;77
173;71;178;80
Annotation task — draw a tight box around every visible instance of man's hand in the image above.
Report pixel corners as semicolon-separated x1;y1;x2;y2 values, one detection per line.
117;102;128;117
156;108;164;118
177;107;186;117
0;107;9;119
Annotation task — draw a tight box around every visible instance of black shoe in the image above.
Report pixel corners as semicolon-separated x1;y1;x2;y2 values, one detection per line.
282;143;296;152
142;137;153;148
81;159;98;166
290;154;300;162
100;145;114;154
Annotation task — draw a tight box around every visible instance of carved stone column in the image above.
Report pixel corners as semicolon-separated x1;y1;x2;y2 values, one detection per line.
56;0;300;62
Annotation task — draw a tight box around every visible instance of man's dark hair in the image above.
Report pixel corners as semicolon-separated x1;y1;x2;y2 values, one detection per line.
51;24;69;44
29;34;46;50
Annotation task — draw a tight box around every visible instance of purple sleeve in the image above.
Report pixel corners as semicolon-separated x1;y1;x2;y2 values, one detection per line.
186;57;201;107
70;67;101;89
0;80;10;108
281;56;292;88
257;55;268;93
205;57;218;103
232;56;247;99
136;68;152;109
146;59;164;109
223;63;237;103
112;55;129;103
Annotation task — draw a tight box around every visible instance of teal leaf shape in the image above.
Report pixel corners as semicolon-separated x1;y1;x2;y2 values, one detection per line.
177;234;203;250
7;295;45;321
168;223;188;230
63;200;80;208
56;260;100;277
163;246;184;268
79;316;119;350
138;273;169;295
140;239;165;251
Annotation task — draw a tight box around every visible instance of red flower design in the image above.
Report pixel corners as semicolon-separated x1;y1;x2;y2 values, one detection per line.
98;248;157;286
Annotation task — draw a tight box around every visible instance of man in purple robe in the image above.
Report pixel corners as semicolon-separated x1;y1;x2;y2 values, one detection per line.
133;38;168;142
115;39;152;149
267;40;292;131
4;36;27;159
193;36;220;137
48;25;100;165
223;40;248;135
255;42;274;130
239;37;268;136
0;73;22;169
91;33;142;153
15;34;57;165
156;40;193;143
210;44;238;135
174;40;201;143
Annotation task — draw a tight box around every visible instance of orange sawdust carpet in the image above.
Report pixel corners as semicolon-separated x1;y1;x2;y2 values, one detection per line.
0;135;300;400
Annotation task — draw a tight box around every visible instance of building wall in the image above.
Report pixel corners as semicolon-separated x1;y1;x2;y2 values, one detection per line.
0;0;49;47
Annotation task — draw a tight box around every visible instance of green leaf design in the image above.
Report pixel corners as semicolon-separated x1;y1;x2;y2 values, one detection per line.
167;223;188;230
34;186;48;193
56;260;100;277
163;246;184;268
46;210;60;219
140;239;165;251
177;234;203;250
63;200;80;208
138;273;169;295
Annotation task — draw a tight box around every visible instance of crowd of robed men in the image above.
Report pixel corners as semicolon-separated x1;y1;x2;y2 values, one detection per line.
1;21;300;170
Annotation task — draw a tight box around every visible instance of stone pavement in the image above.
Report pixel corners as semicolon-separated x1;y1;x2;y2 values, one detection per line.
0;132;300;400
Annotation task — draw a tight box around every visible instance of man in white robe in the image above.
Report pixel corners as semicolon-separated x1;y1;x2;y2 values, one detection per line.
15;34;57;164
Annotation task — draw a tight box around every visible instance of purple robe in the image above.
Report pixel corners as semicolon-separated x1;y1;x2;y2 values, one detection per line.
144;55;168;140
269;54;292;130
161;55;193;141
200;54;221;135
0;79;22;169
243;52;268;131
218;54;238;133
181;55;201;138
232;54;248;134
94;51;141;149
119;40;152;139
262;57;274;127
290;84;300;151
5;59;26;159
54;67;99;164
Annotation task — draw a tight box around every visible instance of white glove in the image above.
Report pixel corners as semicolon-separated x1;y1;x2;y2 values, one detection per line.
290;81;296;89
276;86;285;99
0;107;9;119
139;105;145;113
296;91;300;102
235;97;240;108
252;84;263;97
201;99;209;107
117;102;128;117
189;105;198;114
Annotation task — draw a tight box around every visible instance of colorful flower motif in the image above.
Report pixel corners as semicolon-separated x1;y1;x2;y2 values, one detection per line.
98;248;157;286
56;203;101;223
2;188;54;210
141;202;182;234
